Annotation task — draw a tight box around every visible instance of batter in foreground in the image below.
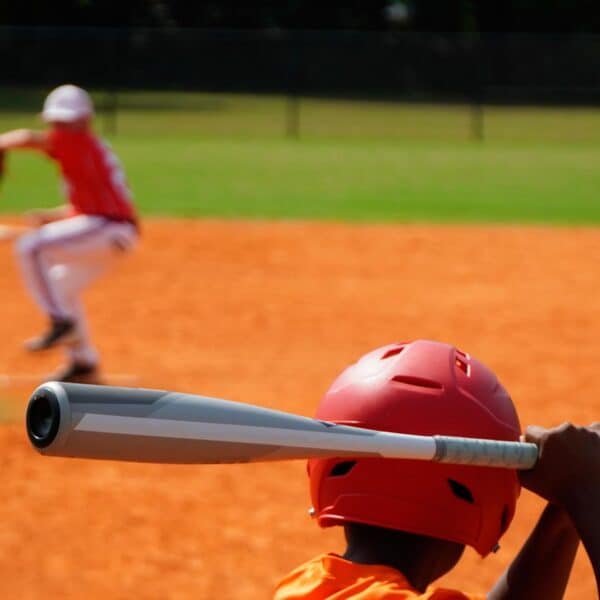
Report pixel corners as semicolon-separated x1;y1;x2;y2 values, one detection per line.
275;340;599;599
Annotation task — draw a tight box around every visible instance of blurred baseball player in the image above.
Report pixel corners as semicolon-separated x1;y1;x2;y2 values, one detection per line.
0;84;139;383
275;340;599;598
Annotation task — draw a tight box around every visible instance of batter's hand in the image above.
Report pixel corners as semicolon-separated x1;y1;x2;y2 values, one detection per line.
518;422;600;508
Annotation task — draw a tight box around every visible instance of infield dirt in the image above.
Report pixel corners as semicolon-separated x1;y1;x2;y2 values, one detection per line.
1;219;598;598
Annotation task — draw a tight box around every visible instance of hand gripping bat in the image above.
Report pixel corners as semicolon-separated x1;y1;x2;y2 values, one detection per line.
25;382;538;469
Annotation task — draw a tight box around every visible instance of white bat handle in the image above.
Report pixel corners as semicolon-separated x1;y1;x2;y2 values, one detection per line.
433;435;538;469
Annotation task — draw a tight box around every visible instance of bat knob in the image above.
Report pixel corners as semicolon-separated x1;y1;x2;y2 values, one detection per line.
26;386;61;449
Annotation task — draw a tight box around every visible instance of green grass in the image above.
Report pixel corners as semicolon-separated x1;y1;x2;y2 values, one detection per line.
2;93;600;223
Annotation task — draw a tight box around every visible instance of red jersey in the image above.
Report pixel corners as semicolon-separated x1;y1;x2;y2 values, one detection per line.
46;128;136;222
274;554;485;600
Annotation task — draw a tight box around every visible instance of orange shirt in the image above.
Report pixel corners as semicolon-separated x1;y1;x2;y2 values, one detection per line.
274;554;485;600
46;128;136;222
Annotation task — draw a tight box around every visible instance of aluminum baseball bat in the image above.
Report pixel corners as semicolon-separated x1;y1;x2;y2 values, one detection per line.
25;382;538;469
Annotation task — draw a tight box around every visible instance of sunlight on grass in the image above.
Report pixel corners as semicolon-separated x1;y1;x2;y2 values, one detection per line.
2;92;600;223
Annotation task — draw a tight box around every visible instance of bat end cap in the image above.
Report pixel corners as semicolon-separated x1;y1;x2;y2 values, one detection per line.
26;386;61;449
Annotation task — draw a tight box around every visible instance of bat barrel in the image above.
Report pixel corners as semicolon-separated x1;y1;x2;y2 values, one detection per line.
25;382;372;464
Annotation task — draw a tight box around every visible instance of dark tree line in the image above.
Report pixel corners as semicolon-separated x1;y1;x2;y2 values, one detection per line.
1;0;600;33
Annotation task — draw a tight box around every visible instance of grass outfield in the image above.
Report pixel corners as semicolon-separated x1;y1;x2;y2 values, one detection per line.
1;93;600;223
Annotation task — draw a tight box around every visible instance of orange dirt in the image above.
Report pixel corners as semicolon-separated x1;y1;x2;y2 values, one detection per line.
0;218;598;599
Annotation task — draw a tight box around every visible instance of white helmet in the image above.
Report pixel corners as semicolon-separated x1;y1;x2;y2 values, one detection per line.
42;84;94;123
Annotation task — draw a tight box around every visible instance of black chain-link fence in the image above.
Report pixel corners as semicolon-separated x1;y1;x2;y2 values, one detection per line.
1;28;600;140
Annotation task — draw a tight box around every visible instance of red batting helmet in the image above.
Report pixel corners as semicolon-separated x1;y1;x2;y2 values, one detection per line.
308;340;522;556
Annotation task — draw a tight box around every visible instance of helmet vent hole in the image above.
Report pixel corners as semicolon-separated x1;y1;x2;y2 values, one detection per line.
391;375;443;390
454;355;470;376
381;346;405;360
329;461;357;477
448;479;474;504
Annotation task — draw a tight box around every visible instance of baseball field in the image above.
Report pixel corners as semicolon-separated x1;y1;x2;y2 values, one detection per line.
1;96;599;598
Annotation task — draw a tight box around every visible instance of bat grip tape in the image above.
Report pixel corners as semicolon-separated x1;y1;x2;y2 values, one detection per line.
433;435;538;469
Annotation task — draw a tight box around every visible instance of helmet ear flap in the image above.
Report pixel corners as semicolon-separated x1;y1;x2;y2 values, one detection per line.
308;340;522;556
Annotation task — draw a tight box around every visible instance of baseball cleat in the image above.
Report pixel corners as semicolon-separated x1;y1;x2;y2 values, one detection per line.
46;361;103;384
24;318;77;352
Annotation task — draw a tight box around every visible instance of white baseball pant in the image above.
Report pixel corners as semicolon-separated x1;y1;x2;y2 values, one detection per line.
15;214;138;366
